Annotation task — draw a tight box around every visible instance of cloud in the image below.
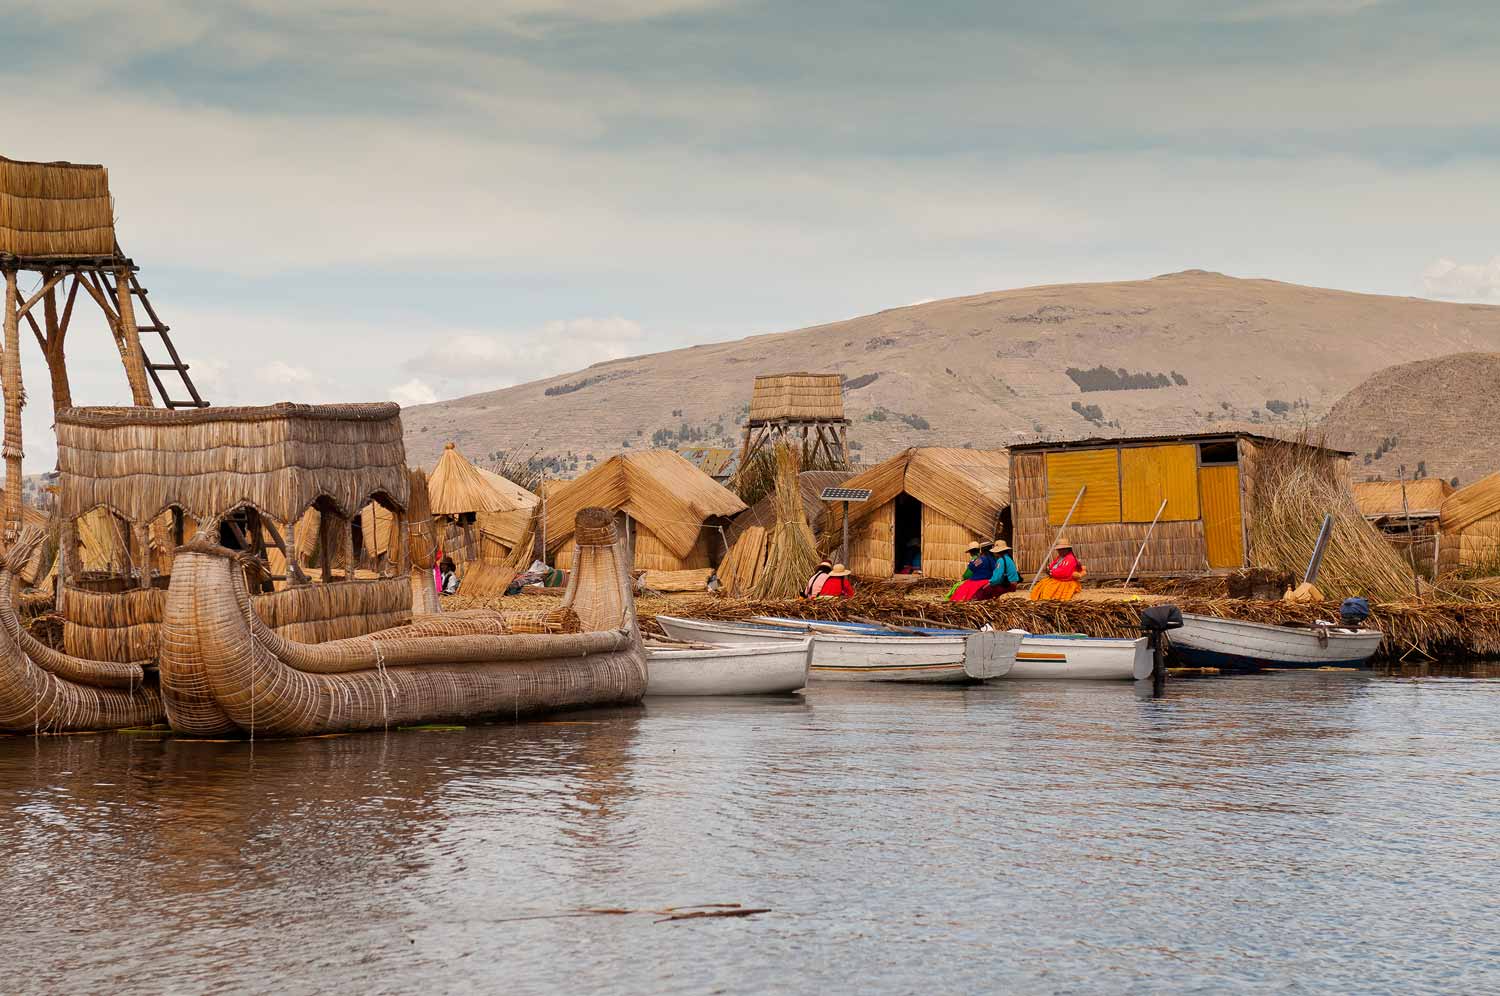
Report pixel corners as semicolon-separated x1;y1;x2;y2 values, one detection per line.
1422;257;1500;301
1220;0;1385;21
400;317;645;399
389;378;439;406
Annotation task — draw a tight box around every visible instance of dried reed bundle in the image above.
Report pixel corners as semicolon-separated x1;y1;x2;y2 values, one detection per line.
1246;438;1418;602
718;525;768;594
749;444;821;599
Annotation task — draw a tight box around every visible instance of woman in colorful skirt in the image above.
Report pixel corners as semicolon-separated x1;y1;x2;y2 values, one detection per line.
948;541;992;601
1028;538;1085;601
972;541;1021;601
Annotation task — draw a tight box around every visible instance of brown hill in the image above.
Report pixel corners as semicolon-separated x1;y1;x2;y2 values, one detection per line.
399;270;1500;476
1319;352;1500;488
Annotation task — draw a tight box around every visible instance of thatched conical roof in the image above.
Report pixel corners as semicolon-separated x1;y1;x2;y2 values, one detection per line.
543;450;747;558
428;443;517;515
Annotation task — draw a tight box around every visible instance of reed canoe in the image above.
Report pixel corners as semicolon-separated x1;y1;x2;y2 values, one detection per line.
1170;613;1382;671
0;529;165;733
159;508;647;736
646;638;811;695
654;615;1018;683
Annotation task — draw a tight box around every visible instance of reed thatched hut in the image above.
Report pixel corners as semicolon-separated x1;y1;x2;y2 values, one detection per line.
543;450;747;572
823;448;1010;579
1437;473;1500;575
1009;432;1352;577
1355;478;1452;577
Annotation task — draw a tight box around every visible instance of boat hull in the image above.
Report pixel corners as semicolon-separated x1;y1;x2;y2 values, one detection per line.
646;639;810;696
1012;634;1153;681
655;616;1018;682
159;509;648;736
1171;613;1382;671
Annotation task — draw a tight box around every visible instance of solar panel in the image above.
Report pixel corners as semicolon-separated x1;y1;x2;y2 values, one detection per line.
820;487;873;502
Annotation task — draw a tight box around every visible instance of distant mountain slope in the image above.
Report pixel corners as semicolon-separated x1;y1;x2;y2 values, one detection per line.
1320;352;1500;488
400;270;1500;475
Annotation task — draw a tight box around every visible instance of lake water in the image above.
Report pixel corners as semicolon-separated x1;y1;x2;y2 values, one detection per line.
4;669;1499;994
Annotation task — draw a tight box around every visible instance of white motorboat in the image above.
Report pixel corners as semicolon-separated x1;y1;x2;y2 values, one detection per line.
1012;633;1153;681
1171;613;1383;671
754;616;1150;682
645;638;811;696
653;615;1018;683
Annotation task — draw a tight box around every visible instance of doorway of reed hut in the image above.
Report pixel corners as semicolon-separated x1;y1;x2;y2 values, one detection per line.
894;494;923;574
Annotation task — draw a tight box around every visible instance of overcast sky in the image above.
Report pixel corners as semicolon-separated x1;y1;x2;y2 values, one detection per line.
4;0;1499;468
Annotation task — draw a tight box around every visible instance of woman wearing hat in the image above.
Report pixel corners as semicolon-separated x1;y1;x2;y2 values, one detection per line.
1028;538;1085;601
948;541;993;601
818;564;855;598
972;540;1021;601
802;559;834;598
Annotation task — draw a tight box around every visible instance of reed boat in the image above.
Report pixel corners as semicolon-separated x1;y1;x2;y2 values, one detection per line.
645;637;811;695
753;616;1149;682
32;403;645;737
654;615;1018;683
1170;613;1383;671
0;530;164;733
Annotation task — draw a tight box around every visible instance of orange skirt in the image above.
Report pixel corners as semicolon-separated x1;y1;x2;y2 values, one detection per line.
1029;576;1082;601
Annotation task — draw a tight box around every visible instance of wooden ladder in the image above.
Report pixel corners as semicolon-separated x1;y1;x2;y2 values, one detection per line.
98;263;209;409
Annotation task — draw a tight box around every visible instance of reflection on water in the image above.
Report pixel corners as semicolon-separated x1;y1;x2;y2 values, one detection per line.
4;670;1500;994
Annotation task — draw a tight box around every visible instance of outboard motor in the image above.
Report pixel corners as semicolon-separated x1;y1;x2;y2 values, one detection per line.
1139;604;1183;697
1339;597;1371;628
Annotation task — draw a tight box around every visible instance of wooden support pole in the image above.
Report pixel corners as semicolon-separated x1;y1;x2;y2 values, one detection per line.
114;266;153;406
133;521;153;590
1032;486;1086;586
1;269;23;541
1125;498;1169;587
346;516;357;580
14;271;66;320
1399;466;1422;601
41;280;71;414
318;510;334;583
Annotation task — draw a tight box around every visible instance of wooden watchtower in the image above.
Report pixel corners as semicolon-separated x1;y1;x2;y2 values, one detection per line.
0;154;206;536
737;372;849;470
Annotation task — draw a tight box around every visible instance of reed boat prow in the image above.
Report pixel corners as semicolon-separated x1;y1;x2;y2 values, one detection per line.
160;507;647;736
0;529;164;733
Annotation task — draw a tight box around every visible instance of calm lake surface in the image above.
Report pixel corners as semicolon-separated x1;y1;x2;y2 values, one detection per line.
4;669;1499;995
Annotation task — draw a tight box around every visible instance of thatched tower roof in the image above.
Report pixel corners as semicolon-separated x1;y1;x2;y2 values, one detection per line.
543;449;747;558
748;373;845;423
56;403;408;526
833;447;1010;537
427;443;518;515
0;155;117;259
1354;479;1452;518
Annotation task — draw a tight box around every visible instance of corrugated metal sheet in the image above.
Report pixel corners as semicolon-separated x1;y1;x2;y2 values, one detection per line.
1200;465;1244;568
1121;444;1200;522
1045;450;1121;526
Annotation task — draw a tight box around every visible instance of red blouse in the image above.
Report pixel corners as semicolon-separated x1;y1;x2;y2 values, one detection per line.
819;576;854;597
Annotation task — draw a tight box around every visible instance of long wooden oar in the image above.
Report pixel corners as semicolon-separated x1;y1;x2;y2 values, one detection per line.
1124;498;1168;587
1031;485;1086;587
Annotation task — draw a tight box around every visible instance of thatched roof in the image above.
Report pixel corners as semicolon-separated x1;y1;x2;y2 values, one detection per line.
476;465;539;509
543;449;747;557
1355;479;1452;518
834;447;1010;537
56;403;408;526
0;155;117;259
726;470;851;546
748;373;845;423
1440;472;1500;534
427;443;519;515
677;446;739;479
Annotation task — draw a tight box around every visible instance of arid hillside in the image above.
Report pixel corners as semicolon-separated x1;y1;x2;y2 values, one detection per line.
400;270;1500;476
1320;352;1500;488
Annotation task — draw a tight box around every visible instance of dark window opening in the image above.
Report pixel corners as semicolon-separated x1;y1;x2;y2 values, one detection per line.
1199;440;1239;465
894;494;923;574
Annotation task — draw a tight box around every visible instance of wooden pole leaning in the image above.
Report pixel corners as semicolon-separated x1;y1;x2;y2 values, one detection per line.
1125;498;1169;587
114;266;153;406
1398;465;1422;601
1031;485;1086;588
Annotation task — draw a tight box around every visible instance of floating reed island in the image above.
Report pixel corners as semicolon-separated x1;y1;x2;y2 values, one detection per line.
2;402;646;736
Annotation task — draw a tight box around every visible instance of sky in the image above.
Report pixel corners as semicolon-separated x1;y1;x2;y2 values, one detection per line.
3;0;1499;470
